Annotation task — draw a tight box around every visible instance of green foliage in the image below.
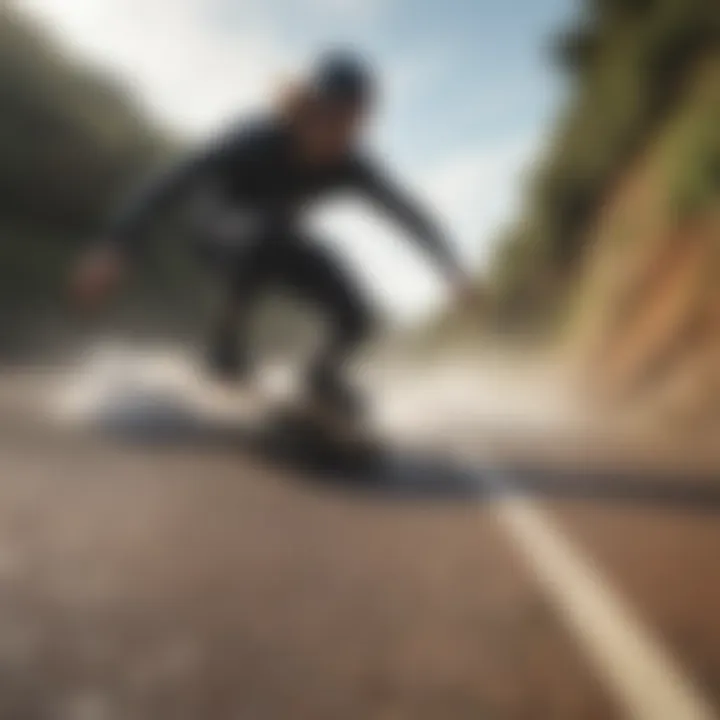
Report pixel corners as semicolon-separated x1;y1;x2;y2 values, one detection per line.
492;0;720;328
0;4;172;349
669;88;720;218
0;8;166;228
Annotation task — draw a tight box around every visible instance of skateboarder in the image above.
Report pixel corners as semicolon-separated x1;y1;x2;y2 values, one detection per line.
71;50;473;418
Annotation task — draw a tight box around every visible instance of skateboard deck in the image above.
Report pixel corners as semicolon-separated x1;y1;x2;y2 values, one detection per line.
228;383;384;470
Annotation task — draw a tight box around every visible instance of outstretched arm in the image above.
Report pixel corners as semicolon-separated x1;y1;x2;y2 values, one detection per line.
106;127;246;256
71;122;254;307
355;157;463;283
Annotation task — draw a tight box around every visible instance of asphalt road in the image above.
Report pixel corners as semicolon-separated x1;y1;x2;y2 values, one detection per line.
0;359;717;719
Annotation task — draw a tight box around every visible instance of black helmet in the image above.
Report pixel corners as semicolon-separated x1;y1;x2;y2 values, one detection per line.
309;50;376;107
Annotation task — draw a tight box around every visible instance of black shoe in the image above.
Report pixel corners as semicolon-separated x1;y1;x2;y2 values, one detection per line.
308;368;365;421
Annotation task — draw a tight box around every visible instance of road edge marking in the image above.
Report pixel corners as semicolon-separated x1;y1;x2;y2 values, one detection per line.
490;475;716;720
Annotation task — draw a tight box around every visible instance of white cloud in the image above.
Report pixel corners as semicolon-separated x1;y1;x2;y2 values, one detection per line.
425;132;538;267
307;0;388;15
16;0;291;134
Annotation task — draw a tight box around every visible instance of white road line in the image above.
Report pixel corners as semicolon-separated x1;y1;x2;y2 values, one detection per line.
490;477;716;720
386;364;713;717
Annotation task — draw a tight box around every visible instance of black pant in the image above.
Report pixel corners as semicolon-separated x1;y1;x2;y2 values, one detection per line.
206;230;375;381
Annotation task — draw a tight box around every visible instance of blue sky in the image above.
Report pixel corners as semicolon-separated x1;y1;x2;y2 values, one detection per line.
246;0;575;163
17;0;578;320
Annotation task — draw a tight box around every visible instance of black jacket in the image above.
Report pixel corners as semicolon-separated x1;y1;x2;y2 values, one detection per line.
109;115;460;275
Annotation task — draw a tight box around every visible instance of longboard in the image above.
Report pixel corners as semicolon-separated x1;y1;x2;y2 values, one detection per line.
226;383;384;470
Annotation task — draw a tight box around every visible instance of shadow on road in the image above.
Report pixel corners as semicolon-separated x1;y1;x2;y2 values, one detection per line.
88;391;720;512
